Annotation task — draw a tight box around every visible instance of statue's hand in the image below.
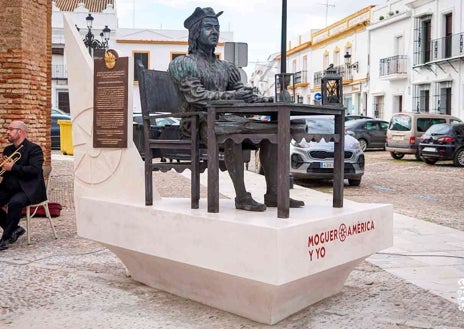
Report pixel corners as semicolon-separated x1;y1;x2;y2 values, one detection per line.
235;88;255;102
254;96;274;103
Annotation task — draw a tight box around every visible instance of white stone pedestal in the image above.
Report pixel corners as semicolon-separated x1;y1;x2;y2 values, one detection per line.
77;197;392;324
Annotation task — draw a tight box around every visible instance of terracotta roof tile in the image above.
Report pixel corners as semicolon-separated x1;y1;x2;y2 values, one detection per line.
55;0;114;13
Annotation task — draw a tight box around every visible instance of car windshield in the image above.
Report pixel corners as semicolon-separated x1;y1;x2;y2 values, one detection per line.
155;117;177;126
133;113;179;127
345;120;362;129
52;108;68;116
389;115;411;131
305;116;334;134
424;123;452;136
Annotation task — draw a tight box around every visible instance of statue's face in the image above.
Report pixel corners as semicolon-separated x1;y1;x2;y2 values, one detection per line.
198;17;220;48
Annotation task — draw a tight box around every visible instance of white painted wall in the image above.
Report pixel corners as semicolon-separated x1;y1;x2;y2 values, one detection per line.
368;0;413;120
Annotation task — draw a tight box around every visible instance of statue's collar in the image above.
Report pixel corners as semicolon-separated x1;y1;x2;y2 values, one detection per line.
194;48;217;62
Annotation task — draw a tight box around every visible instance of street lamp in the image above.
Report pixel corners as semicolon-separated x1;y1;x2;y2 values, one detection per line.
80;13;111;57
344;51;359;74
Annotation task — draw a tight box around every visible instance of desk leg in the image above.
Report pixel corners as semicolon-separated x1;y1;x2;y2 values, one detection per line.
277;110;290;218
333;113;344;207
207;109;219;213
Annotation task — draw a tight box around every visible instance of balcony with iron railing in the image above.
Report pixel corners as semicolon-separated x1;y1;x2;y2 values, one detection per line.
52;65;67;80
379;55;408;79
313;65;347;88
430;32;464;61
414;31;464;65
313;71;323;87
52;35;66;45
334;65;347;81
294;70;308;86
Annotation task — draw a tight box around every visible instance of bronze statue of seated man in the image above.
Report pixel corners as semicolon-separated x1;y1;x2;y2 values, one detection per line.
168;7;304;211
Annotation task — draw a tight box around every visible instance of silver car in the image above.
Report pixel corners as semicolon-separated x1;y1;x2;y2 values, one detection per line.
290;116;365;186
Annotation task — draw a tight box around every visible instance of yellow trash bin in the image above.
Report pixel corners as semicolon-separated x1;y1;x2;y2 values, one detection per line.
57;119;73;155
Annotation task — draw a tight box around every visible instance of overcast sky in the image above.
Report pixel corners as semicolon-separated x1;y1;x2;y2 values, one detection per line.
116;0;381;66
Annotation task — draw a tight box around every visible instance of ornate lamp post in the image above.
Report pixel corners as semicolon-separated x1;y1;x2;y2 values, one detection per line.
80;13;111;57
343;51;359;79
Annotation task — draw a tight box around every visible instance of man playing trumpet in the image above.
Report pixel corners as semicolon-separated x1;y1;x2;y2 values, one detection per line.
0;121;47;250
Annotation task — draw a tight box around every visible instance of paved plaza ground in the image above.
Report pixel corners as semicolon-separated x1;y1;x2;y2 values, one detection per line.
0;152;463;329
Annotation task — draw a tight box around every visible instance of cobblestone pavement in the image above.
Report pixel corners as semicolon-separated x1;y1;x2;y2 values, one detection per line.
295;151;464;231
0;152;463;329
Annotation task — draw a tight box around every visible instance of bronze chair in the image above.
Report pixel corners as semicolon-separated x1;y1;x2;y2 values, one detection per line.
136;61;207;208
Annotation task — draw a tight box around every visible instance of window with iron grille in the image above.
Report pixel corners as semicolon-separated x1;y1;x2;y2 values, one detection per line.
314;71;323;86
133;51;149;82
433;81;452;114
372;96;384;118
294;71;302;84
323;53;329;69
412;84;430;112
58;91;70;114
413;15;432;65
302;55;308;83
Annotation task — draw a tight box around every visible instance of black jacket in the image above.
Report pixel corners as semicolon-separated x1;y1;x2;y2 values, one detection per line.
1;139;47;204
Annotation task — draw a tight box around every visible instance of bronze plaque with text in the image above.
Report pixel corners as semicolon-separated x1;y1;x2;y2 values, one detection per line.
93;56;128;148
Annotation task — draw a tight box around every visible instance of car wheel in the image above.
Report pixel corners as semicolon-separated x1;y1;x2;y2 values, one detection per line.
348;178;361;186
390;152;404;160
423;157;438;165
358;139;368;151
453;148;464;167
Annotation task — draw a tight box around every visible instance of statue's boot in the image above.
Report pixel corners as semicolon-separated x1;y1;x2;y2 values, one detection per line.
264;194;305;208
260;141;305;208
235;192;266;212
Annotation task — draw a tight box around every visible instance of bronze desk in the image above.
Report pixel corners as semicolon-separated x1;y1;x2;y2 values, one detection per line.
207;102;345;218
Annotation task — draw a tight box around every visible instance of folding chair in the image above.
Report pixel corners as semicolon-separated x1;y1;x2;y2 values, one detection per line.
26;166;58;244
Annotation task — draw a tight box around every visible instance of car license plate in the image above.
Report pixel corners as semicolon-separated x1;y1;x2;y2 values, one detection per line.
392;136;403;141
422;147;436;152
320;162;334;168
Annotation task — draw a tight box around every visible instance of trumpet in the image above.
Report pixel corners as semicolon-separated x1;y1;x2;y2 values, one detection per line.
0;144;24;176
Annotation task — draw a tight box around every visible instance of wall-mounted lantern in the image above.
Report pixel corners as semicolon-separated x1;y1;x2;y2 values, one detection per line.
344;51;359;74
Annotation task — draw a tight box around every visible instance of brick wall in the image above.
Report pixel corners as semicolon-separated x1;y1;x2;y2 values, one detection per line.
0;0;51;166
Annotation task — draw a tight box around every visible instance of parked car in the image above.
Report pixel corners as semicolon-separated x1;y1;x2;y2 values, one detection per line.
289;115;365;186
132;112;180;127
386;112;462;160
345;114;374;121
51;108;71;150
419;122;464;166
345;118;388;151
132;112;180;159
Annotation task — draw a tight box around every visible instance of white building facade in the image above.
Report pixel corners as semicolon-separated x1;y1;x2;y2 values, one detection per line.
406;0;464;120
308;7;371;115
251;0;464;121
51;1;232;114
249;53;280;98
368;0;413;119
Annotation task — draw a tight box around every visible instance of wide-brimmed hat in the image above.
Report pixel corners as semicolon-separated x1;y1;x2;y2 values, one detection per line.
184;7;223;30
